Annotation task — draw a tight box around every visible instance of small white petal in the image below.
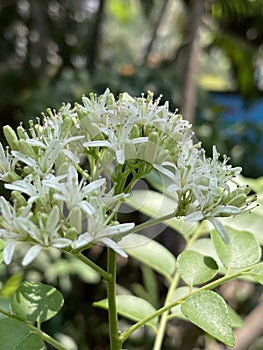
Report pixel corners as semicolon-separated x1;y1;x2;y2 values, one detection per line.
63;149;79;163
0;197;12;220
208;217;230;244
79;201;95;215
116;149;125;164
3;240;16;264
22;245;42;266
83;141;112;148
26;139;47;148
97;223;135;238
11;151;37;168
185;211;204;222
72;233;93;249
84;178;105;193
46;205;60;231
53;238;72;248
99;237;127;258
131;137;148;144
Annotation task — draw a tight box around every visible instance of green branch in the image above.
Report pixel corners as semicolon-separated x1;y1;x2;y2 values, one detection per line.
107;248;122;350
119;262;262;345
73;251;111;281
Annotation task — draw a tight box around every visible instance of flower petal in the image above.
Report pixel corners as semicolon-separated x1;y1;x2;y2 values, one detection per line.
22;245;42;266
99;237;127;257
72;233;93;249
3;240;16;265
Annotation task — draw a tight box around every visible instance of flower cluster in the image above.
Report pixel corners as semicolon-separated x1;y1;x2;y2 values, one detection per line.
0;89;254;264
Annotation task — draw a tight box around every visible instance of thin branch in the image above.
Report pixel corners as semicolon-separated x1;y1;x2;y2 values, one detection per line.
142;0;170;65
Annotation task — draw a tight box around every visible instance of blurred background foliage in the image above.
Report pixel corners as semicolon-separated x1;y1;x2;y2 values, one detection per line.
0;0;263;179
1;0;263;349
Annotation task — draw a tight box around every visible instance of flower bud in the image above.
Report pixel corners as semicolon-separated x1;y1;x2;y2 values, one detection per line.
66;227;78;240
18;140;36;159
3;126;19;150
22;166;34;176
6;171;21;182
16;126;29;140
68;206;83;233
106;93;115;107
60;117;73;139
11;191;27;208
130;124;141;138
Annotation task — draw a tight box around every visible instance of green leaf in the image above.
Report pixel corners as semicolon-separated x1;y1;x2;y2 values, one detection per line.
11;281;64;323
181;290;235;347
119;234;176;279
93;295;158;328
190;238;221;265
0;318;45;349
248;262;263;284
170;286;195;319
177;250;218;285
211;227;261;268
227;305;243;328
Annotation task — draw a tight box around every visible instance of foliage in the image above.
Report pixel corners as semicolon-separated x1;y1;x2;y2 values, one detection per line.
0;90;261;349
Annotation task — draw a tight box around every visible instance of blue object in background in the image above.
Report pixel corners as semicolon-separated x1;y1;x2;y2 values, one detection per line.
211;92;263;174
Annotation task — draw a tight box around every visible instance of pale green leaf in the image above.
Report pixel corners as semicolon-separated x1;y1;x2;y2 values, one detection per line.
119;233;176;279
93;295;157;328
190;238;221;266
11;281;64;323
0;319;45;349
211;227;261;268
181;290;235;346
170;286;194;319
227;305;243;328
177;250;218;285
248;262;263;284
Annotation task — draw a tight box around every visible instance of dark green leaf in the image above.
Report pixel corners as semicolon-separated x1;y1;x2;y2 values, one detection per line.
11;281;64;323
0;318;45;349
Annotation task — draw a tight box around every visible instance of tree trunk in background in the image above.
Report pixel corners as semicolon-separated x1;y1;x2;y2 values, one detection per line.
181;0;205;123
87;0;106;71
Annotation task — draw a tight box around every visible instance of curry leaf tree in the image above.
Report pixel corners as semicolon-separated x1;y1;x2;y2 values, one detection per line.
0;89;261;349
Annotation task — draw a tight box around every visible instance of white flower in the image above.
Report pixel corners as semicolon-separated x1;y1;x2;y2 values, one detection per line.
154;146;250;242
84;128;148;165
0;143;19;182
72;197;134;257
0;198;71;265
43;165;105;215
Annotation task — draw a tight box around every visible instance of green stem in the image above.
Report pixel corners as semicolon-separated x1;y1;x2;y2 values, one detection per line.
0;308;67;350
152;221;205;350
152;272;180;350
107;248;121;350
126;210;177;235
72;251;112;281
